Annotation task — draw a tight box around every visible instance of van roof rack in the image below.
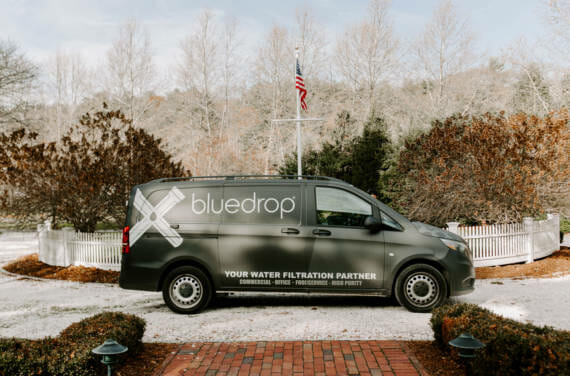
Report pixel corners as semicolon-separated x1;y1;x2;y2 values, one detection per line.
152;175;348;184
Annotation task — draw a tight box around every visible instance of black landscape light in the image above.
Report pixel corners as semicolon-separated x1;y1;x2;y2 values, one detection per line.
92;339;128;376
448;332;485;358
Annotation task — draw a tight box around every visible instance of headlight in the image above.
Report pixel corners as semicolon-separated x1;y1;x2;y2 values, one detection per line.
441;239;472;261
441;238;467;252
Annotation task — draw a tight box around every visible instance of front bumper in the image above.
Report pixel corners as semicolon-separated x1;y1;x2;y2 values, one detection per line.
443;251;476;296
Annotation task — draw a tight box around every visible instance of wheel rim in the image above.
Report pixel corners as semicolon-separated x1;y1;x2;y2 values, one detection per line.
404;272;439;308
169;274;203;309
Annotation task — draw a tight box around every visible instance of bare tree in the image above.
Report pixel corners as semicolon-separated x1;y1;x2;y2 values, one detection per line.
541;1;570;108
178;10;220;137
293;7;327;80
0;40;37;127
256;25;293;173
256;25;291;120
335;0;398;113
105;20;156;126
543;0;570;53
413;0;476;118
220;17;240;135
505;39;552;115
46;51;91;139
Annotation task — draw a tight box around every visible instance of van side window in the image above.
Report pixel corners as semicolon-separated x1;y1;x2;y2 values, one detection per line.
315;187;372;227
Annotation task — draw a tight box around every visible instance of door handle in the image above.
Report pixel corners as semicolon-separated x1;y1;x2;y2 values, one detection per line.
312;229;331;236
170;224;180;229
281;227;300;234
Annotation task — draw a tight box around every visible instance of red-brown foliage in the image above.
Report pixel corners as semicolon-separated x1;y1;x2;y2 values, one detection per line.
394;110;569;226
0;104;189;231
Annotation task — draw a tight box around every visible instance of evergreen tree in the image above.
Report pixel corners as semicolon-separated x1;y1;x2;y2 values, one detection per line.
279;111;394;201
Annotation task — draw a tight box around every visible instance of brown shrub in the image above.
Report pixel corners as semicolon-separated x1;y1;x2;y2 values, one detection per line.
431;303;569;376
394;110;569;226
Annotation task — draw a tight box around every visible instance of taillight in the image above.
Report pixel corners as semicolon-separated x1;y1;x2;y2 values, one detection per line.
122;226;130;254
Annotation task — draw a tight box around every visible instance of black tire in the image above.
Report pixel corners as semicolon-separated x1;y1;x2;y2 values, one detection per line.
394;264;447;313
162;266;212;314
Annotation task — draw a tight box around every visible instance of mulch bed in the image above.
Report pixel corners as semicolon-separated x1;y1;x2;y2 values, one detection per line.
476;247;570;279
2;253;119;283
4;248;569;284
114;343;179;376
408;341;467;376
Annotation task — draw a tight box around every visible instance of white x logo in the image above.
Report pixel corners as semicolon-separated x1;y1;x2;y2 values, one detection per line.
130;187;185;248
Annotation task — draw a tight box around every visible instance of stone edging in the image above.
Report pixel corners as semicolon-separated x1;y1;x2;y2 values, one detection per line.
402;342;432;376
152;344;184;376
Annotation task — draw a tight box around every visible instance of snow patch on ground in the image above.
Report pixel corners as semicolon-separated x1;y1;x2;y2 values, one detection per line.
0;233;38;264
454;275;570;329
0;237;569;342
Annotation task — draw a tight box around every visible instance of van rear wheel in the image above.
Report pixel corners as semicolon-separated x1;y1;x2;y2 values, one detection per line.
162;266;212;314
394;264;447;313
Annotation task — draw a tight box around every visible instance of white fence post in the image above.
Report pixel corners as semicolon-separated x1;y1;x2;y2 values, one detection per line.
61;227;75;266
550;213;560;245
523;217;535;263
37;222;46;262
446;222;460;235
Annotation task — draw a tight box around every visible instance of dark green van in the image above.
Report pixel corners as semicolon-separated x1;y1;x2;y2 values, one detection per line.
119;175;475;313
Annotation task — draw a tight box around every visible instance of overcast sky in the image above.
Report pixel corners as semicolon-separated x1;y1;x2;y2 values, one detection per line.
0;0;549;68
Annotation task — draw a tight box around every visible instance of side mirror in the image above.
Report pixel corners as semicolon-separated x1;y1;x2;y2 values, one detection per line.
364;216;382;233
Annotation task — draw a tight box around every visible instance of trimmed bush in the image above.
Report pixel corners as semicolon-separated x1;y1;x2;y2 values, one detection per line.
0;312;145;376
431;303;569;376
561;217;570;234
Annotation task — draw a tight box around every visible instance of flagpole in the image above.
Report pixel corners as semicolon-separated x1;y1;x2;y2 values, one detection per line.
272;49;323;177
295;47;302;178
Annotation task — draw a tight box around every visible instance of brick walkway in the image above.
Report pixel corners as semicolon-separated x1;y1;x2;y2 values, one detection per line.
154;340;428;376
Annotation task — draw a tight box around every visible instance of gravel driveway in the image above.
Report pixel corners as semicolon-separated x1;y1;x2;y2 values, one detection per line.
1;237;569;343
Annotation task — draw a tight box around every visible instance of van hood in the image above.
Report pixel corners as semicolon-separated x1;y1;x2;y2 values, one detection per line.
413;221;466;243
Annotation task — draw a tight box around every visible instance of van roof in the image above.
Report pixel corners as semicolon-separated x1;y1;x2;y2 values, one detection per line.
149;175;350;186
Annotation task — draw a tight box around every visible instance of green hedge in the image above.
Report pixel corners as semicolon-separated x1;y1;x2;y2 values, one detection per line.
431;303;569;376
561;217;570;234
0;312;145;376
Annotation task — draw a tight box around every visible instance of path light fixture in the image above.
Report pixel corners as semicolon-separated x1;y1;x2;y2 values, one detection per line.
449;333;485;375
449;332;485;358
92;339;128;376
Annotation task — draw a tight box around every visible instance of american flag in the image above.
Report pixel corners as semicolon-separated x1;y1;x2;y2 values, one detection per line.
296;60;308;111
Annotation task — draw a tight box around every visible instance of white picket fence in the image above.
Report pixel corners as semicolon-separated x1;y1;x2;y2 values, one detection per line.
38;223;121;271
446;214;560;267
37;214;561;271
69;232;122;270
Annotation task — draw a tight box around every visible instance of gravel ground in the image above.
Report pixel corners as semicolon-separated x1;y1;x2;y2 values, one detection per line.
1;237;569;343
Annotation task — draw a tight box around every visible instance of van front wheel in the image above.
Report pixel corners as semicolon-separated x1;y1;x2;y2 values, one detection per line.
162;266;212;314
394;264;447;313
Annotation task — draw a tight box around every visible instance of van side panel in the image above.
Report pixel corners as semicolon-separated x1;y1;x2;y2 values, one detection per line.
119;184;221;291
217;183;314;290
120;228;219;291
305;185;386;291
